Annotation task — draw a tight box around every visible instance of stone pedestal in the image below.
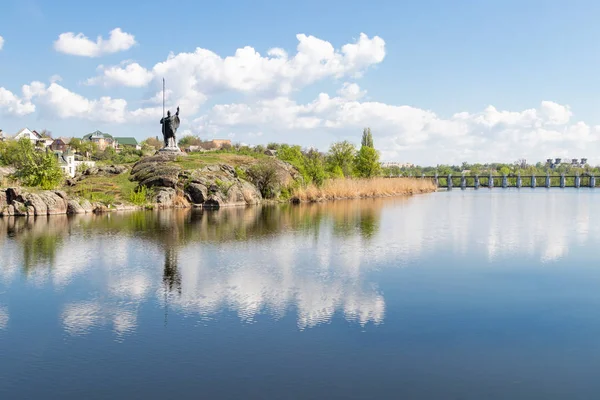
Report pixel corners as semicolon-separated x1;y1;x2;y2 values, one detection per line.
157;146;186;156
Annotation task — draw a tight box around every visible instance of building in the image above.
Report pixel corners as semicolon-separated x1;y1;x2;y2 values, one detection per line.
82;130;117;151
114;137;141;151
55;149;95;178
50;137;71;152
200;139;232;150
381;161;415;169
12;128;45;146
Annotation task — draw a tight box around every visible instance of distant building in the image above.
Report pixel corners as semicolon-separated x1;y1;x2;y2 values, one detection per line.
50;137;71;152
381;161;415;169
82;130;117;151
114;137;141;151
55;149;95;178
200;139;232;150
12;128;45;146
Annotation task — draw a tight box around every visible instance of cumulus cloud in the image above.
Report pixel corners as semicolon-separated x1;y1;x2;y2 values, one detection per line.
86;62;153;87
54;28;136;57
0;87;36;116
85;32;385;112
0;36;4;50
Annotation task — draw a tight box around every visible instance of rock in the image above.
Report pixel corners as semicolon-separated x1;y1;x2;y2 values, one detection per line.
220;164;236;176
93;204;110;213
154;188;177;207
204;194;223;208
6;187;22;204
54;191;69;201
23;193;47;216
208;184;219;194
67;200;86;214
11;201;28;216
239;180;262;205
186;183;207;204
0;191;7;209
26;206;35;216
1;205;15;216
38;191;68;215
80;200;93;213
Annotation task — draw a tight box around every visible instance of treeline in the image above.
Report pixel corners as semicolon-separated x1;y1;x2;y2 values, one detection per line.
213;128;382;187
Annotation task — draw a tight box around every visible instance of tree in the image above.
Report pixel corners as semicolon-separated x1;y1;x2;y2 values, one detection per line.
303;149;327;186
361;128;374;148
327;141;356;177
354;146;381;178
142;136;163;150
11;139;63;189
246;159;281;198
178;135;202;148
39;129;53;138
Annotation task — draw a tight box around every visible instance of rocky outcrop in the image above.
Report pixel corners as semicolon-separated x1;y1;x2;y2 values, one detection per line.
0;188;131;217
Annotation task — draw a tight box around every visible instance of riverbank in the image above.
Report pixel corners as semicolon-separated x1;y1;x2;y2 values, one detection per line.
0;153;436;216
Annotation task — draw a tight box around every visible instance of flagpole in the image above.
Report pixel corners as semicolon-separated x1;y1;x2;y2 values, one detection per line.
162;78;165;145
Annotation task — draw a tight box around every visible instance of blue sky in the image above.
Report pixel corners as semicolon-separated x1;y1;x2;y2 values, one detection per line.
2;0;600;164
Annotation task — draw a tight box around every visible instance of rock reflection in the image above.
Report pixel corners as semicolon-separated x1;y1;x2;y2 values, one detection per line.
0;192;599;337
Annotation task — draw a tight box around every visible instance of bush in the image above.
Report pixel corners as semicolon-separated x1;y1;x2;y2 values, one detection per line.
234;166;247;180
128;185;152;206
10;139;63;189
246;160;280;198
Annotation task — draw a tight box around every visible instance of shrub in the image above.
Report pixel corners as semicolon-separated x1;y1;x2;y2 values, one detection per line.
247;159;280;198
10;139;63;189
128;185;152;206
234;166;247;180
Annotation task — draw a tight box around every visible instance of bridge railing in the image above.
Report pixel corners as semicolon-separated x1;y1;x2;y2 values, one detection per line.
386;174;598;188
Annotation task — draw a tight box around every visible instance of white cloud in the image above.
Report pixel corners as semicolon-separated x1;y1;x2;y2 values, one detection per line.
0;87;36;116
86;62;153;87
85;32;385;113
54;28;136;57
0;36;4;50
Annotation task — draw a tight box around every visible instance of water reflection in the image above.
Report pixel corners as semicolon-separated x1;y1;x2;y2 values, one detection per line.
1;191;599;337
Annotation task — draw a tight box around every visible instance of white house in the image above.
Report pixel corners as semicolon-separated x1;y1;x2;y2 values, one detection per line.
55;149;96;178
13;128;45;146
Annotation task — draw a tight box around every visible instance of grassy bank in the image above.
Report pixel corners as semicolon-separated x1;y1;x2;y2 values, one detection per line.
291;177;436;202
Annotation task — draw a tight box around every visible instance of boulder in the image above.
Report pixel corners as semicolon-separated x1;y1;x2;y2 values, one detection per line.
80;199;94;213
6;187;22;204
1;205;15;216
11;201;28;216
186;183;207;204
93;204;110;213
38;191;68;215
67;200;86;214
204;194;223;208
0;191;7;209
154;188;177;207
23;193;48;216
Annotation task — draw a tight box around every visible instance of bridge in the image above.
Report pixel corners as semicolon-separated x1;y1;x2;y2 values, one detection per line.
412;174;598;189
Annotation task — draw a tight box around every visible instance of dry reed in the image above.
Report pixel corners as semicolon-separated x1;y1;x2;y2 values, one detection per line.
292;177;436;202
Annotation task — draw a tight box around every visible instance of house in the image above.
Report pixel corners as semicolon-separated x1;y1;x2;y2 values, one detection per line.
82;130;117;151
114;137;141;151
13;128;45;146
50;137;71;152
55;149;95;178
199;139;232;150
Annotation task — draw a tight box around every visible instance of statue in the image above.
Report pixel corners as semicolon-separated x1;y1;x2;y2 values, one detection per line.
160;106;180;149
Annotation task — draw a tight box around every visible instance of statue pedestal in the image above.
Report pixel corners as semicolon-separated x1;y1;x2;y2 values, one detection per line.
157;146;186;156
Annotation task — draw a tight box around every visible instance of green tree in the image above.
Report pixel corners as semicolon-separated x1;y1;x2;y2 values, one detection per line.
361;127;374;148
303;149;327;186
247;159;281;198
142;136;163;150
11;139;63;189
327;141;356;177
178;135;202;148
354;146;381;178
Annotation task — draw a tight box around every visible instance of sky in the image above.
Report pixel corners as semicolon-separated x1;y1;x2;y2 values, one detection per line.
1;0;600;165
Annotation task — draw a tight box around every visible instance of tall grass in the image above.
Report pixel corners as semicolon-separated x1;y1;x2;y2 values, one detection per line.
292;177;435;202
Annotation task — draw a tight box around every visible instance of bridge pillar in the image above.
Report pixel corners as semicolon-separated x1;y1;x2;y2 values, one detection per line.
489;173;494;189
531;175;536;188
461;175;466;190
474;175;480;189
421;173;425;180
591;175;596;188
575;175;581;188
447;174;452;190
502;175;508;188
434;173;439;187
560;174;565;188
517;174;522;188
546;174;551;188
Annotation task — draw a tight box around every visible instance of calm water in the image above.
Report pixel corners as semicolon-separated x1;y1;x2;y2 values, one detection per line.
1;190;600;399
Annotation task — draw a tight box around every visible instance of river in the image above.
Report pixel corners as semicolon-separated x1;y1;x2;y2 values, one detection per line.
1;190;600;399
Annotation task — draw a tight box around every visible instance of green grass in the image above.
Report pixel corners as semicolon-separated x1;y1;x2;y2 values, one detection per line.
67;172;137;205
171;152;263;170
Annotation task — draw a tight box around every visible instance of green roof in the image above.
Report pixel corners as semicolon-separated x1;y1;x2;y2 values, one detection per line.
115;137;139;146
83;130;113;140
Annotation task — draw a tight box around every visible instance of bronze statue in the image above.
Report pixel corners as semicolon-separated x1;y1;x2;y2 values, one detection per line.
160;106;180;148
